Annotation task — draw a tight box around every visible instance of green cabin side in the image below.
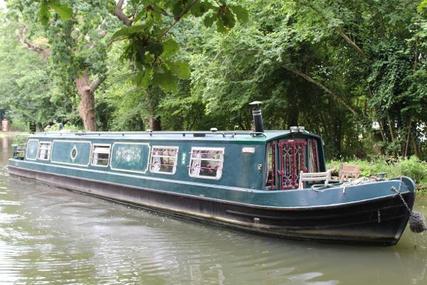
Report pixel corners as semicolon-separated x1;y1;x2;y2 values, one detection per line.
18;130;325;191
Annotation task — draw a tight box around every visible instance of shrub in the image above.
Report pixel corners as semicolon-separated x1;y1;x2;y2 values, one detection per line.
327;156;427;191
399;156;427;184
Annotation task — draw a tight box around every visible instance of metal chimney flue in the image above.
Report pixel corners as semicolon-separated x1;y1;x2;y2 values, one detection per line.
249;101;264;133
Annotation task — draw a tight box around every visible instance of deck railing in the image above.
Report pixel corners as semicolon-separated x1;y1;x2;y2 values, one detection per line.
34;130;266;138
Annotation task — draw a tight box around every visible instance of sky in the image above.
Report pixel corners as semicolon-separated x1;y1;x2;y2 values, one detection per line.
0;0;5;10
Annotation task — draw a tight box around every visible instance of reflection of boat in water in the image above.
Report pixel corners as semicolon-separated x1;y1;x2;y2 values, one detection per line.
7;103;421;245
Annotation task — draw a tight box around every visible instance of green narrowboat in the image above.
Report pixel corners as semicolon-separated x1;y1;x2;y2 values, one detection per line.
8;104;420;245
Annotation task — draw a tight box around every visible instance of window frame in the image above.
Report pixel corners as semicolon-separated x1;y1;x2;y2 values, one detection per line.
149;146;179;175
188;147;225;180
91;144;111;168
25;139;39;161
265;142;277;189
37;141;51;161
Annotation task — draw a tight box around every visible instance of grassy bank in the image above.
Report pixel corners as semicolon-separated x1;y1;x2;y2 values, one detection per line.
327;156;427;193
0;131;28;138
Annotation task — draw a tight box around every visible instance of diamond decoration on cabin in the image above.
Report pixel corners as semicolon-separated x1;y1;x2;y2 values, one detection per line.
70;146;78;161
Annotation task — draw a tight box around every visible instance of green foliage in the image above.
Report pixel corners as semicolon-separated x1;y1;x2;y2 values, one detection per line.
37;0;73;25
327;156;427;190
0;14;60;129
2;0;427;162
418;0;427;13
45;122;82;131
400;156;427;185
109;0;247;93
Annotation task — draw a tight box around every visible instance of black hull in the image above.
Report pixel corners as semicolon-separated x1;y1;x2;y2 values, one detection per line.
8;166;415;245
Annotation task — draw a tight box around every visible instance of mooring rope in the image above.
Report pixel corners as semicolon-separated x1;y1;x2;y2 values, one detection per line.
391;178;427;233
391;186;412;215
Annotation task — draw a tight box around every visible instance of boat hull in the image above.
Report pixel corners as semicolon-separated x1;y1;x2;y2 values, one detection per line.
8;165;414;245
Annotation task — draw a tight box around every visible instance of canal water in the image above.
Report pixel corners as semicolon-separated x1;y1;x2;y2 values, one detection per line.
0;137;426;285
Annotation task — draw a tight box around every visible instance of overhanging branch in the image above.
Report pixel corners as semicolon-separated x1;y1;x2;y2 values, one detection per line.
89;75;106;93
115;0;132;26
17;26;51;59
283;66;359;116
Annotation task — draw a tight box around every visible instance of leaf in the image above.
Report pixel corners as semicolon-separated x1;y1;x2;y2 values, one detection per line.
167;60;191;79
135;68;153;88
162;38;179;58
172;1;185;20
191;1;213;17
146;41;163;57
153;69;178;92
418;0;427;13
230;5;249;23
216;19;227;33
107;0;117;14
50;0;73;21
191;2;205;17
203;14;215;27
111;25;146;42
134;10;146;22
38;0;50;25
220;8;236;29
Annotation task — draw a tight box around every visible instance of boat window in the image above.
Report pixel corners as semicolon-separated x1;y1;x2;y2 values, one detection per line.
266;142;276;189
307;139;319;172
91;145;111;167
150;146;179;174
25;139;39;160
38;142;51;160
189;147;224;180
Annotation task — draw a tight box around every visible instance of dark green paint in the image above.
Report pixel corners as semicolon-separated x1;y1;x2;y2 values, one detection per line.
51;140;91;166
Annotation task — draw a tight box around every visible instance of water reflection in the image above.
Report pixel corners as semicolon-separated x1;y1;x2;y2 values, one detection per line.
0;137;426;284
1;137;10;164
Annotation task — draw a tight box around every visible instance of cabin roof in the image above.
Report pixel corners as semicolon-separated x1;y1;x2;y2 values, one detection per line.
30;130;319;143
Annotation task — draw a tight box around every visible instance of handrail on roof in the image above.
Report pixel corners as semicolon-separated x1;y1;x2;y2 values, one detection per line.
36;130;266;138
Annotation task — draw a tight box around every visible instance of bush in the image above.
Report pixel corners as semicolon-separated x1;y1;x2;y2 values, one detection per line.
399;156;427;185
44;123;82;132
327;156;427;191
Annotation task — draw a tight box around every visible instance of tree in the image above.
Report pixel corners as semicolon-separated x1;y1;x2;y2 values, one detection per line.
3;0;427;160
0;13;63;130
7;0;118;130
10;0;247;131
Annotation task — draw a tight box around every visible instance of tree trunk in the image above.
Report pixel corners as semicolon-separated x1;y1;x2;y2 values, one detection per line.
403;119;412;158
286;105;299;127
411;135;419;158
150;116;162;131
75;72;96;131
